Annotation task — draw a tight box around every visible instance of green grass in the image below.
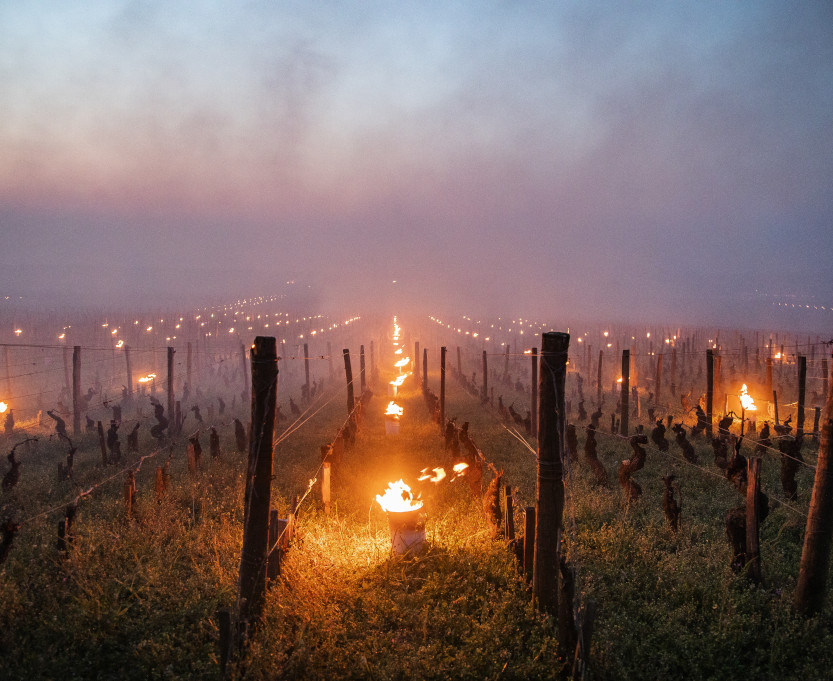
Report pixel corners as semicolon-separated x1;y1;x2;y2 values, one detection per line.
1;359;831;680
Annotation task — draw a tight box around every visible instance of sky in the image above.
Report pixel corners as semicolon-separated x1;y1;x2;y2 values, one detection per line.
1;1;831;330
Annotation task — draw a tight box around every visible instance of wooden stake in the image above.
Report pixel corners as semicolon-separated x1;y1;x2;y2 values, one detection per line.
746;457;762;584
773;390;780;426
72;345;81;437
531;348;539;439
359;344;366;393
706;349;714;440
440;346;447;431
422;348;428;392
533;332;569;614
620;350;630;436
797;355;807;440
167;347;175;437
482;350;488;403
343;349;354;416
237;336;278;641
795;381;833;615
125;345;133;398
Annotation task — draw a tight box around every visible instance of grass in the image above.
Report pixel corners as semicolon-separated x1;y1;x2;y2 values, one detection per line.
1;350;831;680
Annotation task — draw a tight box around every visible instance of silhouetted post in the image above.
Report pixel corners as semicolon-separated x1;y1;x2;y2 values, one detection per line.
524;507;535;582
795;383;833;615
343;349;355;416
797;355;807;440
167;347;175;435
533;332;569;614
359;345;366;393
746;456;762;584
456;346;462;376
655;353;663;406
670;347;677;397
706;349;714;440
124;345;133;397
620;350;630;436
240;343;249;404
237;336;278;642
530;348;538;439
482;350;488;403
422;348;428;392
440;346;447;430
773;390;780;426
186;342;192;391
303;343;311;398
72;346;81;437
597;350;603;404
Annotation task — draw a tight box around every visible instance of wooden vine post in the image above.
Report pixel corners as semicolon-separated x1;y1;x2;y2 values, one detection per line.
440;346;447;431
125;344;133;398
746;457;762;584
422;348;428;392
533;331;569;615
456;346;462;376
359;344;366;393
72;345;81;437
620;350;630;436
167;347;175;435
530;348;538;440
706;349;714;440
343;349;355;416
414;341;420;387
796;355;806;440
482;350;488;403
236;337;278;645
795;381;833;615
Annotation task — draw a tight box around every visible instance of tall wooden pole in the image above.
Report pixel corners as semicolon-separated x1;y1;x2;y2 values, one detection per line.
456;346;462;376
359;344;366;393
124;345;133;397
620;350;630;436
167;347;175;434
797;355;807;440
422;348;428;392
440;346;447;431
343;349;354;416
414;341;420;387
72;346;81;436
706;349;714;440
533;332;569;614
795;382;833;615
237;337;278;640
482;350;488;403
530;348;538;440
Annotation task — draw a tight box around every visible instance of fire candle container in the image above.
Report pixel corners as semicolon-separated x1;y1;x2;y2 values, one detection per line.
386;508;427;555
385;415;400;435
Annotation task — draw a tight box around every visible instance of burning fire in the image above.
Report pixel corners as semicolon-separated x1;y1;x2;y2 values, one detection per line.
138;373;157;383
376;479;423;513
452;463;469;476
394;357;410;369
740;384;757;411
0;402;7;414
390;374;407;388
394;348;403;355
418;467;446;483
774;352;782;360
385;401;403;417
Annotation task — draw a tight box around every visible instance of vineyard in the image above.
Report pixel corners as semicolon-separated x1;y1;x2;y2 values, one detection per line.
1;299;832;680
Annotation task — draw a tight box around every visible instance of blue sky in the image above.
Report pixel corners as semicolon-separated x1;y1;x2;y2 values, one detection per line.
1;1;831;327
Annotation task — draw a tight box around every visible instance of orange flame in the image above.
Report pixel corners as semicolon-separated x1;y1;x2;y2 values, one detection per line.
0;402;7;414
390;374;407;387
740;384;757;411
385;401;403;417
418;467;446;483
394;357;410;369
376;479;423;512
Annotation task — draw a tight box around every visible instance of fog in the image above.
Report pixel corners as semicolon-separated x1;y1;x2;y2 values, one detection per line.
1;2;831;333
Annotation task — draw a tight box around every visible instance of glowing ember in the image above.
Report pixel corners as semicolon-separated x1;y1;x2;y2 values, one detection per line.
453;463;469;474
376;479;423;513
740;384;757;411
774;352;782;359
418;467;446;483
115;340;124;348
385;401;404;417
394;357;410;368
616;377;623;383
0;402;7;413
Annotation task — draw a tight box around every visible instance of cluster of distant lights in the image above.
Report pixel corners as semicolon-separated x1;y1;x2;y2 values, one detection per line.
774;301;831;311
429;314;684;354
